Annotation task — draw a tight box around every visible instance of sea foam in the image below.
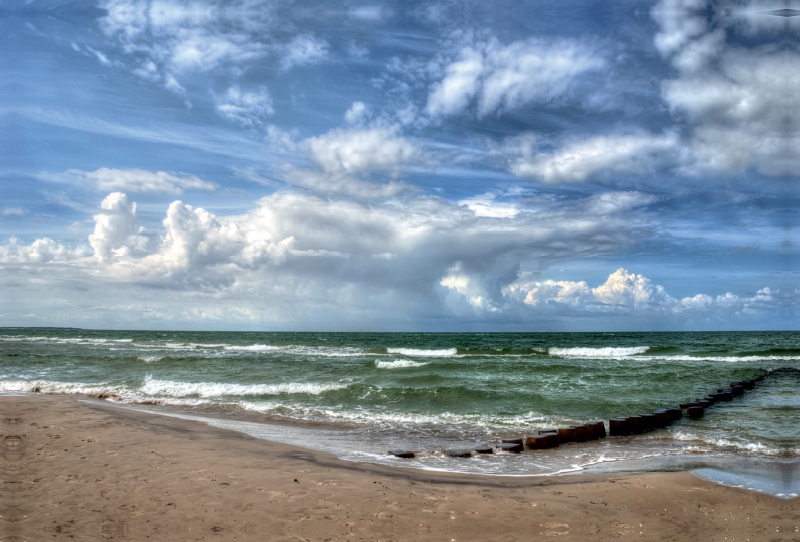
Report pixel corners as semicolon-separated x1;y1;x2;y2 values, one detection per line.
548;346;650;358
386;347;458;357
223;344;281;352
375;359;429;369
139;376;348;397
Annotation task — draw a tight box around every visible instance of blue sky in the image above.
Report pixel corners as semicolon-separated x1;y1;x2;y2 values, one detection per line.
1;0;797;330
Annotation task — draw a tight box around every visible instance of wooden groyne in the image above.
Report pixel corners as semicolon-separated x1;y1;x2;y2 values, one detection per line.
389;370;773;460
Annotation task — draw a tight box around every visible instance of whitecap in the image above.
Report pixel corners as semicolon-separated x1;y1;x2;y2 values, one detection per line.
638;354;800;363
223;344;281;352
138;355;164;363
139;375;348;398
386;348;458;357
548;346;650;358
374;359;429;369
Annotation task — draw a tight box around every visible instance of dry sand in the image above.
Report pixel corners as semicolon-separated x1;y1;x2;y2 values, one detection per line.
1;394;797;541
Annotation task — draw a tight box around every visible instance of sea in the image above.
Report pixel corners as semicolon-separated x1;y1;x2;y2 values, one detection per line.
2;329;799;496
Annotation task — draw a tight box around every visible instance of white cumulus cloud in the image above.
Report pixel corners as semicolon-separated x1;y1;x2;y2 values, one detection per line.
505;268;779;318
427;36;603;118
652;0;800;176
275;126;426;198
88;192;159;261
305;126;422;177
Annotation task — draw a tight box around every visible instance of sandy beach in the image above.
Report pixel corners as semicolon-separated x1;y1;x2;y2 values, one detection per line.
1;394;796;541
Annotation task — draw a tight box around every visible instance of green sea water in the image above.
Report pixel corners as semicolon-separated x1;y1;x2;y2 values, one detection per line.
2;329;799;487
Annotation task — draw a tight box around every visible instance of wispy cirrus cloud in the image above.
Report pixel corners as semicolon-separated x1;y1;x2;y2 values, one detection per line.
2;207;28;217
279;35;329;70
508;131;681;184
214;86;274;127
64;168;217;194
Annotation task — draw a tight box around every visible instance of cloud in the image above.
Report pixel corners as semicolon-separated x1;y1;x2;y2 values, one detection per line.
2;207;27;217
344;101;369;124
457;192;518;218
652;0;800;176
2;188;788;328
214;86;273;127
0;237;89;264
426;36;603;118
97;0;324;94
509;132;680;184
276;126;425;198
304;126;422;177
100;0;269;77
505;268;779;318
68;168;216;194
1;187;654;316
280;35;328;70
349;6;390;21
88;192;159;261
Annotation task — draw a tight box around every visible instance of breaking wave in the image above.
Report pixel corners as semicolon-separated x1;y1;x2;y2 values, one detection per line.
386;348;458;357
375;360;430;369
139;376;349;398
548;346;650;358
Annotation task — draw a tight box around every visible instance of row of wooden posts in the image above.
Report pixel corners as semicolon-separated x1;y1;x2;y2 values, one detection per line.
389;372;768;460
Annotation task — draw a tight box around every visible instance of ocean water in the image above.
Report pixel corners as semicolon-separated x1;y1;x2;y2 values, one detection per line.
2;329;799;491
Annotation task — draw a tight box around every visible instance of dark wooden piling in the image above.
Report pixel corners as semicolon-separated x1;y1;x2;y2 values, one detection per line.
652;410;670;427
557;426;577;443
389;450;415;458
639;413;656;431
587;421;606;438
687;406;704;418
716;389;733;401
627;415;644;434
609;417;630;436
572;425;587;442
445;449;473;458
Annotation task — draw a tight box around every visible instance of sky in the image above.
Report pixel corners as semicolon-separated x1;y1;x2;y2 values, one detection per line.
0;0;798;331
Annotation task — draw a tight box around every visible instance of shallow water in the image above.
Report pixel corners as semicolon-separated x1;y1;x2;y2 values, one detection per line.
2;329;799;483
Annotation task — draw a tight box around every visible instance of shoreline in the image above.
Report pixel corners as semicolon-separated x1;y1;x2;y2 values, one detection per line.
71;394;800;493
2;394;798;540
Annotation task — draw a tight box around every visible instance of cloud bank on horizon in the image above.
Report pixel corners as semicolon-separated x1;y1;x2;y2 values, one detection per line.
0;0;797;330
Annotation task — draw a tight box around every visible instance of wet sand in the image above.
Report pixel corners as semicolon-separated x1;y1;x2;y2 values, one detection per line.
1;395;797;541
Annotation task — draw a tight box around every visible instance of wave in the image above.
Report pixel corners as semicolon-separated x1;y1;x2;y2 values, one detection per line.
238;402;553;430
137;355;164;363
386;348;458;357
638;355;800;363
671;430;784;456
139;376;348;398
223;344;281;352
548;346;650;358
375;360;430;369
0;336;135;345
0;379;125;397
